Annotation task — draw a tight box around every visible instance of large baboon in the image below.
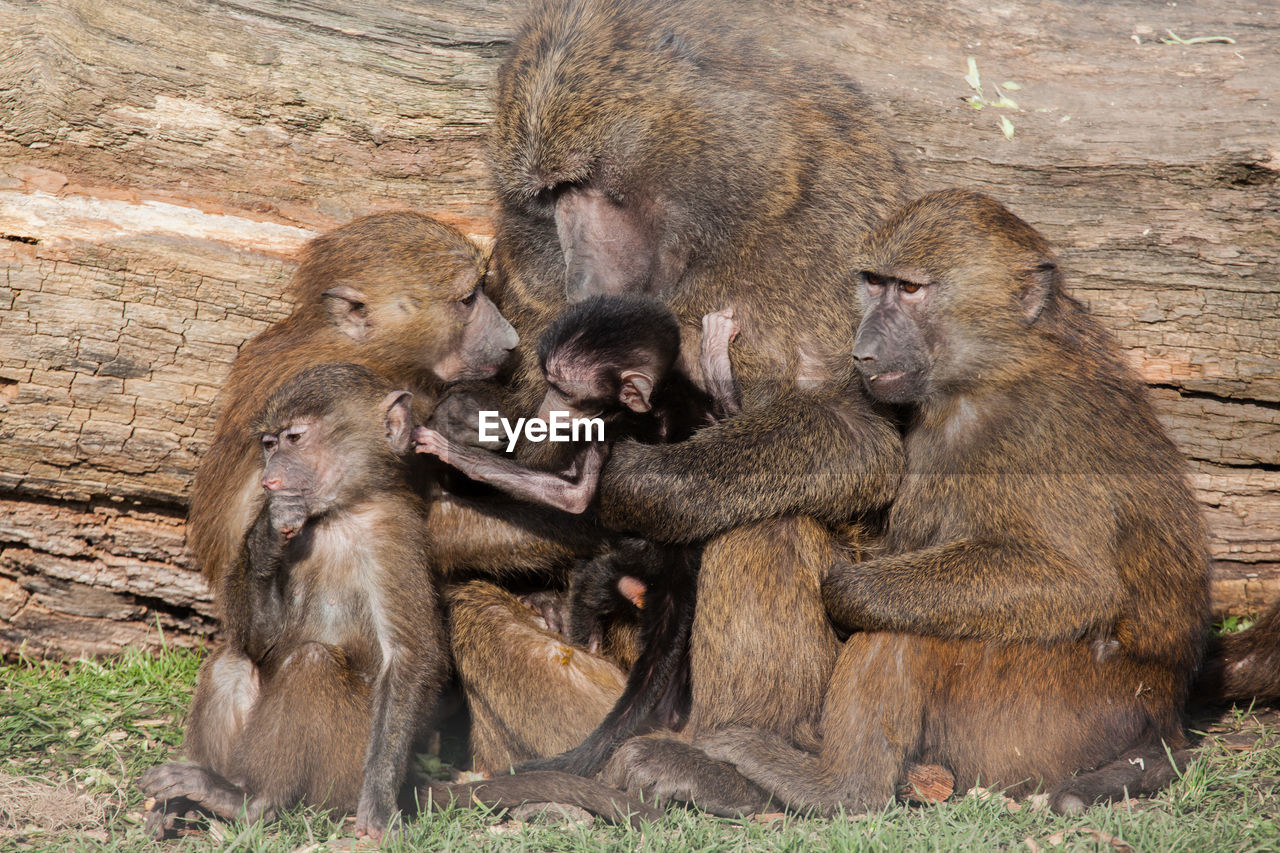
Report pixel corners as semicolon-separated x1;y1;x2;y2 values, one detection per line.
671;190;1210;815
188;212;603;591
450;0;911;778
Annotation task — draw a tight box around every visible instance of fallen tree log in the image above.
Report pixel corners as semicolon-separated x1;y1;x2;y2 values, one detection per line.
0;0;1276;658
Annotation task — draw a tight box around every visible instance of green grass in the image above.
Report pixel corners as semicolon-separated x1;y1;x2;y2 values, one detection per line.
2;644;1278;851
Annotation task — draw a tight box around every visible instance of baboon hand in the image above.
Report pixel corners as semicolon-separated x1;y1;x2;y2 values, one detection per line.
413;426;454;461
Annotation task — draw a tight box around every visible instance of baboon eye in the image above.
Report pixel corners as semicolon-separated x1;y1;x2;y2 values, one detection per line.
862;272;887;291
900;281;923;294
261;435;278;452
283;425;308;445
459;288;479;307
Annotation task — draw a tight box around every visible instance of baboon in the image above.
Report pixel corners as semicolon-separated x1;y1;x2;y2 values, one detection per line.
187;212;516;588
414;295;733;511
454;0;911;782
143;364;446;840
418;295;741;776
671;190;1209;815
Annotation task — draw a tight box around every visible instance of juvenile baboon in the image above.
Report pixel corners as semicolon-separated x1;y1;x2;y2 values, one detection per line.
455;0;911;782
187;212;516;588
143;364;446;840
418;295;741;776
676;190;1209;815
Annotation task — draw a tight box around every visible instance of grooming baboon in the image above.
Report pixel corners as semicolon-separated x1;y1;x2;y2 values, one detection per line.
187;212;516;588
419;295;741;776
678;190;1209;815
454;0;911;782
143;364;446;840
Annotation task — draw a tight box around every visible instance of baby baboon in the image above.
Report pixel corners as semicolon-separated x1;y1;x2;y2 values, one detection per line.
417;295;740;776
683;190;1209;815
144;364;446;840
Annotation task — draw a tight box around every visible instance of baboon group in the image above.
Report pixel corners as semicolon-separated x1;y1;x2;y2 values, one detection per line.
139;0;1279;840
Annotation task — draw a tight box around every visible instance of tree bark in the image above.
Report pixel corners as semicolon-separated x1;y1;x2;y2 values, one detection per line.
1;0;1276;658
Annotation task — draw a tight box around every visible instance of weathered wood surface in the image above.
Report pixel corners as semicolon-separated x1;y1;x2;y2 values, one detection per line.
0;0;1276;659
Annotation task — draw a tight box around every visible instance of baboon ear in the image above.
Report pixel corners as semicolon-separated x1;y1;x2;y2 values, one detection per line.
323;285;372;341
1019;260;1059;324
619;370;655;413
381;391;414;454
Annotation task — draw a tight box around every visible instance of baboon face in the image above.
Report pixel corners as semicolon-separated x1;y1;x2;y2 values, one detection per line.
324;260;519;384
256;364;414;535
852;189;1061;404
534;295;680;419
415;275;520;383
851;269;935;404
490;4;763;303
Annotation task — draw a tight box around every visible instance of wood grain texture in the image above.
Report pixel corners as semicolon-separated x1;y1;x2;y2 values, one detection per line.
1;0;1276;657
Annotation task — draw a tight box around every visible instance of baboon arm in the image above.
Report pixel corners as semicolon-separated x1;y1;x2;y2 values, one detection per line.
221;509;287;662
822;539;1122;643
426;494;600;577
597;392;902;543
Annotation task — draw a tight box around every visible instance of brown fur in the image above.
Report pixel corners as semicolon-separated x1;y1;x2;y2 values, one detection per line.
452;0;910;777
690;190;1210;815
143;365;448;839
448;581;626;774
187;212;499;587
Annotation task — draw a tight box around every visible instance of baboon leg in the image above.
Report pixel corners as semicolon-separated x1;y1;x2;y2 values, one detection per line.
183;648;261;777
232;641;371;814
686;517;839;738
600;733;773;817
419;770;663;828
698;631;925;816
923;641;1183;802
1049;746;1191;814
448;581;625;773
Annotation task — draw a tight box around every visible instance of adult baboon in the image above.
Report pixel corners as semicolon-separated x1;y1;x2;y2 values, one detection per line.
451;0;910;779
187;212;516;588
678;190;1210;815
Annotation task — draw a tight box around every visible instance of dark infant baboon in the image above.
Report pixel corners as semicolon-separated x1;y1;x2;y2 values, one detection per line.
451;0;911;786
418;295;741;776
143;364;446;840
682;190;1210;816
187;212;517;588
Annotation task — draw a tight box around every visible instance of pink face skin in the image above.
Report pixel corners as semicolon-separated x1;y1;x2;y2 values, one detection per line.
432;288;519;383
259;419;342;539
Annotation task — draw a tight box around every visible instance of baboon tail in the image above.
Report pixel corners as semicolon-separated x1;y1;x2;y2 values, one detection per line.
416;770;663;829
